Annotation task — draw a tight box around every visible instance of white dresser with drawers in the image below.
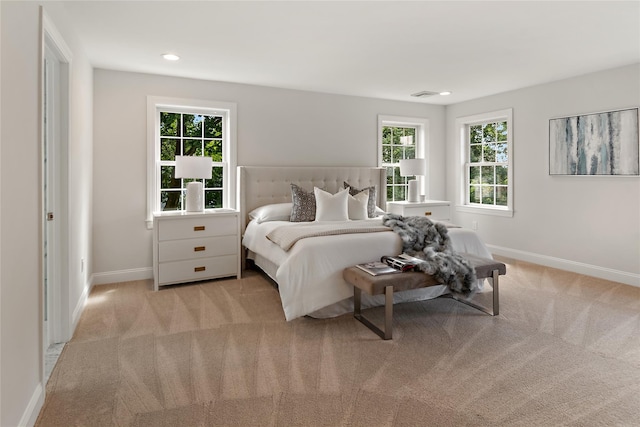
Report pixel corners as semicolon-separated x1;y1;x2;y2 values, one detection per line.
152;209;241;290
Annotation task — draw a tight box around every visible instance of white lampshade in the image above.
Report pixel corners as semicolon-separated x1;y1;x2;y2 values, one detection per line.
174;156;213;212
399;158;426;177
174;155;213;179
399;158;426;203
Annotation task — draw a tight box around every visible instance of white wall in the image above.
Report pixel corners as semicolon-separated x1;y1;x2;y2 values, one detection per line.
446;64;640;286
0;1;93;425
92;69;445;280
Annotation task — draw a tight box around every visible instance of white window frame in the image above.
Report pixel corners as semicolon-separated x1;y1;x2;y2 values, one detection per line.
456;108;513;217
146;96;237;228
377;115;429;203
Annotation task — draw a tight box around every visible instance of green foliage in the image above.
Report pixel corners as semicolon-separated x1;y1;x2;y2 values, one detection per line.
469;185;480;203
160;112;179;136
482;166;494;185
183;114;203;137
161;190;182;211
382;127;392;144
496;166;508;185
470;144;482;162
467;120;510;207
183;139;202;156
205;167;224;188
161;138;178;161
481;186;494;205
161;166;180;189
483;144;496;162
381;126;419;201
470;125;482;143
496;186;508;206
204;140;223;161
204;116;223;138
158;111;228;210
205;190;222;209
496;121;508;141
382;146;391;163
483;123;496;142
469;166;480;184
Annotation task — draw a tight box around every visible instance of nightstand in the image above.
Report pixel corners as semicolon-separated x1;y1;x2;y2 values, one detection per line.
386;200;451;221
152;209;241;291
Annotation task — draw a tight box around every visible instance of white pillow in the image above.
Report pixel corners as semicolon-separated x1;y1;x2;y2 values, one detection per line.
348;189;369;220
314;187;349;221
248;203;293;223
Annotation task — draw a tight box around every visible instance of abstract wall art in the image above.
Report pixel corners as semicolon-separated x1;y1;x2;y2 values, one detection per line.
549;108;639;176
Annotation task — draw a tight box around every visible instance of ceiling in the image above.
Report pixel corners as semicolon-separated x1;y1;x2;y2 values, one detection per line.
60;1;640;105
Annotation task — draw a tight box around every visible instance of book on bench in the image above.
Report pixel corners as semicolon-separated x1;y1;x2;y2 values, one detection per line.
355;261;400;276
381;255;419;272
356;254;423;276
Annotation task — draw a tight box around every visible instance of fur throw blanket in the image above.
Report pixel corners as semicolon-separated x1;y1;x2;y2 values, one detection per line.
382;213;478;297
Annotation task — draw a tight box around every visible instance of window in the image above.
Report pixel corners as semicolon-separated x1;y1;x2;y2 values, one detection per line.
378;116;428;203
457;109;513;217
147;97;237;227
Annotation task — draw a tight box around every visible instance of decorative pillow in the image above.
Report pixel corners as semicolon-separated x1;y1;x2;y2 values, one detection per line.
314;187;349;221
249;203;293;223
348;189;369;220
344;181;377;218
290;184;316;222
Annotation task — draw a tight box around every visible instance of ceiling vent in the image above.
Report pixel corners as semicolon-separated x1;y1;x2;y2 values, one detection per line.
410;90;439;98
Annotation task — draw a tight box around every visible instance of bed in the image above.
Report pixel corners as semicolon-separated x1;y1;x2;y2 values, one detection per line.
238;166;493;321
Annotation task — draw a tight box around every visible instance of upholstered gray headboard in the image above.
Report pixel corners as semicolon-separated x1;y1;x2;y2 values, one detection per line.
237;166;387;232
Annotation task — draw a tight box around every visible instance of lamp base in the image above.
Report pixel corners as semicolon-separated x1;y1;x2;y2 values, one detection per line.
407;179;419;203
185;181;204;212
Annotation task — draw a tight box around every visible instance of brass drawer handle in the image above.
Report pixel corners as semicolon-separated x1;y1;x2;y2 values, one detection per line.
424;211;432;216
194;266;206;272
194;246;205;252
194;226;205;231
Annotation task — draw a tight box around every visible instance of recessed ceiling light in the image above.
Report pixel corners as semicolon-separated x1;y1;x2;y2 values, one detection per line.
162;53;180;61
411;91;439;98
411;90;452;98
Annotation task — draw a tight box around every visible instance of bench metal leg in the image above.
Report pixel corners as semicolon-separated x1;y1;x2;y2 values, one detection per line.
453;269;500;316
353;285;394;340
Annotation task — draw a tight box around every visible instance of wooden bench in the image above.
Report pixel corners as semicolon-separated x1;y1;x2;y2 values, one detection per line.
342;253;507;340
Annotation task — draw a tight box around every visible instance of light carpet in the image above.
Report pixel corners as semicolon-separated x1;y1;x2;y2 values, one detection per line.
36;257;640;426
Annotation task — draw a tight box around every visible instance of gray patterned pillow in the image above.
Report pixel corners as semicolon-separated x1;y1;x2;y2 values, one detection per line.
290;184;316;222
344;182;377;218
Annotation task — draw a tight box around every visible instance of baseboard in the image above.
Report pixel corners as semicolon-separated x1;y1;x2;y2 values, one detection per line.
19;383;43;427
487;244;640;288
91;267;153;286
71;281;91;333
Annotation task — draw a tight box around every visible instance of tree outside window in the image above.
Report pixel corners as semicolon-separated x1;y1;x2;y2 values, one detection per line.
381;126;418;202
467;121;509;207
158;111;225;211
457;108;513;217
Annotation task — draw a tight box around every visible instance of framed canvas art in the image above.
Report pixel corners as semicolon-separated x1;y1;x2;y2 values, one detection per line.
549;108;639;176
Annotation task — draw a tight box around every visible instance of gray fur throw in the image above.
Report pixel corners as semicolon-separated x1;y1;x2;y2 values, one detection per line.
382;213;478;297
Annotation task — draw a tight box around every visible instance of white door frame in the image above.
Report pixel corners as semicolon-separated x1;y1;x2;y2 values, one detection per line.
40;8;71;382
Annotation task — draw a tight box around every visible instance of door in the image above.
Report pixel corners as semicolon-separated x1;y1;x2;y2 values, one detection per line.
43;45;61;348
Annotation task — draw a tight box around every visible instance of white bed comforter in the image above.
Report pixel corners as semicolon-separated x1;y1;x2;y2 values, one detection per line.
243;218;493;321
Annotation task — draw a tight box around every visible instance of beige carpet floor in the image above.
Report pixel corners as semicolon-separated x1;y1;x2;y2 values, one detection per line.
37;257;640;426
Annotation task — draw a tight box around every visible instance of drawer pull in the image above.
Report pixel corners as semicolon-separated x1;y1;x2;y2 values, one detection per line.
194;266;206;272
424;211;432;216
194;226;206;231
194;246;206;252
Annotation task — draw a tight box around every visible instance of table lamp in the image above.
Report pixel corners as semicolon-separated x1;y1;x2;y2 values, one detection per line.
399;158;426;203
174;155;213;212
